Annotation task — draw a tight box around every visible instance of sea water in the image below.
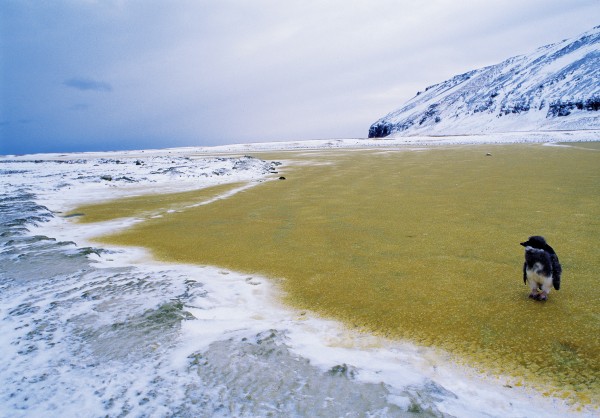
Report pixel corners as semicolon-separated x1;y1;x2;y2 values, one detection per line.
0;149;591;417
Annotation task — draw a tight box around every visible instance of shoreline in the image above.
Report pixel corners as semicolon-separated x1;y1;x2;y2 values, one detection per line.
3;135;599;416
34;222;588;418
3;130;599;160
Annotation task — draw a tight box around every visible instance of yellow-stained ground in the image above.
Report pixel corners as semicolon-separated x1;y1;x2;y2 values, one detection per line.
73;142;600;407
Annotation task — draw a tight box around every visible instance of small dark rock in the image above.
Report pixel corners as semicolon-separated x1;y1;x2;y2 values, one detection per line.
100;175;112;181
278;176;286;180
327;364;357;379
116;176;136;182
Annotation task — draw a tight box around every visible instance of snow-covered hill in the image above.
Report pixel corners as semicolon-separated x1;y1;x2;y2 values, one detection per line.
369;26;600;138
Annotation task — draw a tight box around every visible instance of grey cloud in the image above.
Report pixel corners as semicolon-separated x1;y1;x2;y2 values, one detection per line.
2;0;599;155
63;77;112;92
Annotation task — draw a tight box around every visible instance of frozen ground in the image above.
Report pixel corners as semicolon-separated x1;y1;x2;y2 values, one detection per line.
1;132;598;417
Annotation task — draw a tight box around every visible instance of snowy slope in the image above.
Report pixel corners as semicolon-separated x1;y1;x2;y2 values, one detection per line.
369;26;600;137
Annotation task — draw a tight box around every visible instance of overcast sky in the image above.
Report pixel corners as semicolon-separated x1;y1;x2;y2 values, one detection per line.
1;1;599;154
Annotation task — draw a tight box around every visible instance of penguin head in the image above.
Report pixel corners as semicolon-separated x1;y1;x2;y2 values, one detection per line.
520;235;547;249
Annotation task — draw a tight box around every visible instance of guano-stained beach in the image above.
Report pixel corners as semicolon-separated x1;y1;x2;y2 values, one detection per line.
1;132;599;417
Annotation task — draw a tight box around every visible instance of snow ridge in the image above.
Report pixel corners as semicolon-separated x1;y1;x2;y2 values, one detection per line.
369;26;600;137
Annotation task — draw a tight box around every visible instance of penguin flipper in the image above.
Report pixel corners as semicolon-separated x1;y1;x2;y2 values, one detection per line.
551;254;562;290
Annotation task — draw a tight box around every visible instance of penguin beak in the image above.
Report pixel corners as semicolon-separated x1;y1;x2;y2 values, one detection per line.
520;241;527;247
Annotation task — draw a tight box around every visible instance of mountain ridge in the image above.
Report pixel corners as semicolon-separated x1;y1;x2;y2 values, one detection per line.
369;26;600;138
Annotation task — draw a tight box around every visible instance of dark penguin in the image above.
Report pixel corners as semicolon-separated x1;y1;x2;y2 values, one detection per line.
520;236;562;301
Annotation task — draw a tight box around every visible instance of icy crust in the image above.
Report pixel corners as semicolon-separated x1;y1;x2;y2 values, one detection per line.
192;129;599;152
2;130;599;163
1;143;597;417
0;189;454;417
0;152;278;213
114;130;598;155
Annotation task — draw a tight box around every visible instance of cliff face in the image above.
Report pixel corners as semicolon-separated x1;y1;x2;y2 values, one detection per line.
369;26;600;138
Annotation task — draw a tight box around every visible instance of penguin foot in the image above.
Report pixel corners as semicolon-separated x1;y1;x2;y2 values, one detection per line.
529;291;548;301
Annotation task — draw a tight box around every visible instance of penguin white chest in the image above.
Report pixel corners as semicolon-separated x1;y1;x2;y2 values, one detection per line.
526;262;552;287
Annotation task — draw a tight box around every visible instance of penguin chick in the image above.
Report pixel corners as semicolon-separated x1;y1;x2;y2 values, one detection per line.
520;236;562;301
